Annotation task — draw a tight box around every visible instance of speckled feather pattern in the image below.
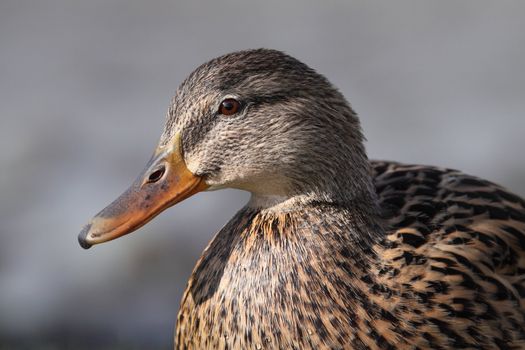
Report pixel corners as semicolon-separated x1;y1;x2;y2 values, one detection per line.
175;162;525;349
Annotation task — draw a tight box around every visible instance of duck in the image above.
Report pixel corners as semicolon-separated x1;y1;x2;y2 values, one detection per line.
78;49;525;349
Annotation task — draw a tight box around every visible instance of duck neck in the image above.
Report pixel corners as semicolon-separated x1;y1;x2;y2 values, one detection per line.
248;175;379;212
247;148;380;218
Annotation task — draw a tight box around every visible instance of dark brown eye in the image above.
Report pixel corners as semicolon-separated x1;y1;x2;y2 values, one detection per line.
218;98;240;116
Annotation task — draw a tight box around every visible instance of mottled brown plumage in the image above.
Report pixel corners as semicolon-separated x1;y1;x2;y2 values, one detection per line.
176;162;525;349
80;49;525;349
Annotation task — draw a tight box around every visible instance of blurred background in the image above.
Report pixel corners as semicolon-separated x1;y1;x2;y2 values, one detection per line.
1;1;524;349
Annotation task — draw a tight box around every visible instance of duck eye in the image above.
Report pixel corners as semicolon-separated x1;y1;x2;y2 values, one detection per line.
147;166;165;183
218;98;240;116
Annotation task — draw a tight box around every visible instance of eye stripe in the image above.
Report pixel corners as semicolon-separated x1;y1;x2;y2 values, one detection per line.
249;93;295;106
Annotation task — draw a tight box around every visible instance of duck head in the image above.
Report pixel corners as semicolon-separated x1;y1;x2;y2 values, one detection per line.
78;49;375;249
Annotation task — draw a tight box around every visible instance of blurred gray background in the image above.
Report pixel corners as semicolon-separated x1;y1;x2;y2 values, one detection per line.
1;1;524;349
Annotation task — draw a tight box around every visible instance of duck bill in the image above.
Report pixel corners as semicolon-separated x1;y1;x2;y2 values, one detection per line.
78;133;208;249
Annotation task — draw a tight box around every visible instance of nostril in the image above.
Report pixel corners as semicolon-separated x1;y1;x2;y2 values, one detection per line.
147;166;166;183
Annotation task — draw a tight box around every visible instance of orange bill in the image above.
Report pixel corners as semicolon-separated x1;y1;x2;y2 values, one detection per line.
78;133;208;249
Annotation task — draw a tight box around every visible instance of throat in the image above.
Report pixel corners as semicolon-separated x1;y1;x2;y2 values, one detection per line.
248;187;380;215
247;193;316;212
